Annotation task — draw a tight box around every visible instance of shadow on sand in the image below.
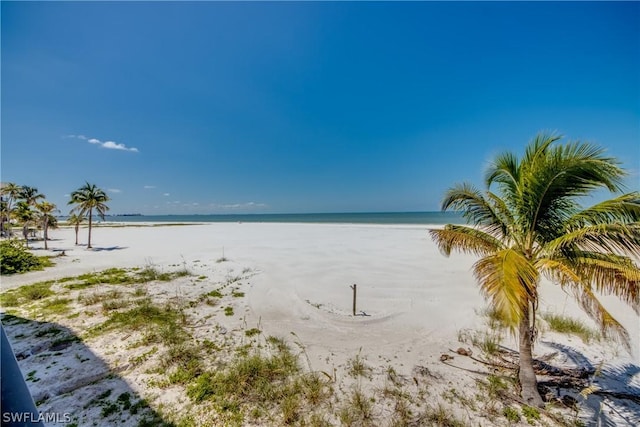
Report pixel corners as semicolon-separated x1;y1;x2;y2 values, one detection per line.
0;314;173;426
89;246;127;252
540;341;640;427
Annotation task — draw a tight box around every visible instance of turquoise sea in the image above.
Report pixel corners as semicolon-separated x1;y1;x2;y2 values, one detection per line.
101;211;465;225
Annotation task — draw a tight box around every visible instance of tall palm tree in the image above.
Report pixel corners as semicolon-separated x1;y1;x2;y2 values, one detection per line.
429;133;640;407
68;182;110;249
14;201;35;248
36;201;59;250
1;182;22;236
19;186;45;207
66;213;85;245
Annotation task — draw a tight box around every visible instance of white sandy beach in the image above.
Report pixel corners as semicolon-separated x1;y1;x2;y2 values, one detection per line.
2;222;639;426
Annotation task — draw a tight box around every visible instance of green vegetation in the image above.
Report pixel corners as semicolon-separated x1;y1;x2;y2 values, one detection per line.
430;133;640;406
40;297;72;315
244;328;261;337
346;352;373;379
67;266;189;290
0;239;54;275
503;406;521;422
457;329;502;357
185;336;332;425
0;281;54;306
89;299;189;346
522;405;541;425
542;312;599;343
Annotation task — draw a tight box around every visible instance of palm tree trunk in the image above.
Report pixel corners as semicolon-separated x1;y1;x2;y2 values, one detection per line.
22;224;29;248
43;219;49;250
74;225;79;245
87;210;93;249
518;302;544;407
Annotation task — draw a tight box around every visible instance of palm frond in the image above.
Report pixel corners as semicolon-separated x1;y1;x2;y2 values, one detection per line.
565;193;640;228
472;249;538;327
571;285;630;351
485;151;521;198
441;183;510;238
539;253;640;314
429;225;503;257
535;258;582;287
517;138;628;242
547;223;640;258
569;253;639;313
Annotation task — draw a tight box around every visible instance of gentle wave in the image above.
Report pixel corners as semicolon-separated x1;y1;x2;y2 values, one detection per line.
95;212;464;225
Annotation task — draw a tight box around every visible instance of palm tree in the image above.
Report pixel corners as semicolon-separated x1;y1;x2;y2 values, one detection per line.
14;201;35;248
1;182;22;236
429;133;640;407
66;213;85;245
68;182;110;249
19;186;45;207
36;201;59;250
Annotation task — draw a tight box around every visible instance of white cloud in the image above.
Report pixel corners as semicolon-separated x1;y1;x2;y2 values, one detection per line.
144;185;156;189
163;193;170;196
107;188;122;193
70;134;139;152
103;141;139;152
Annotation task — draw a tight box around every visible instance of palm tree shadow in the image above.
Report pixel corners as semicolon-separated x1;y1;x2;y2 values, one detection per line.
1;314;173;426
90;246;127;252
542;341;640;426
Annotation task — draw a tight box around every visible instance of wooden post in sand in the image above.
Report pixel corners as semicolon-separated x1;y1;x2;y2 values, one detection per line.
350;284;357;316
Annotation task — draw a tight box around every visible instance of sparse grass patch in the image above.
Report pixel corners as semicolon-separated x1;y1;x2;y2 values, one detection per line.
503;406;520;423
224;306;234;316
477;374;510;400
347;352;373;380
88;299;189;346
39;297;72;315
542;313;599;343
339;387;373;426
102;298;130;312
0;281;54;306
458;329;502;356
185;337;303;424
66;266;190;290
245;328;261;337
421;403;467;427
522;405;541;425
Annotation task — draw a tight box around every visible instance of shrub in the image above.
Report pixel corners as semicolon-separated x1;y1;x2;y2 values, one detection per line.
0;239;53;275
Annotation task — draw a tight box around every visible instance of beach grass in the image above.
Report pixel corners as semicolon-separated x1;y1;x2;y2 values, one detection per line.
542;312;600;343
0;281;55;306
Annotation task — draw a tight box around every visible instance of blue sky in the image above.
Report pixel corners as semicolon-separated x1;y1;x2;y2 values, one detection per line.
2;1;638;215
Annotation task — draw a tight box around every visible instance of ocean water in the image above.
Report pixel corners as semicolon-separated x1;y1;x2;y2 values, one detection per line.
101;211;465;225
